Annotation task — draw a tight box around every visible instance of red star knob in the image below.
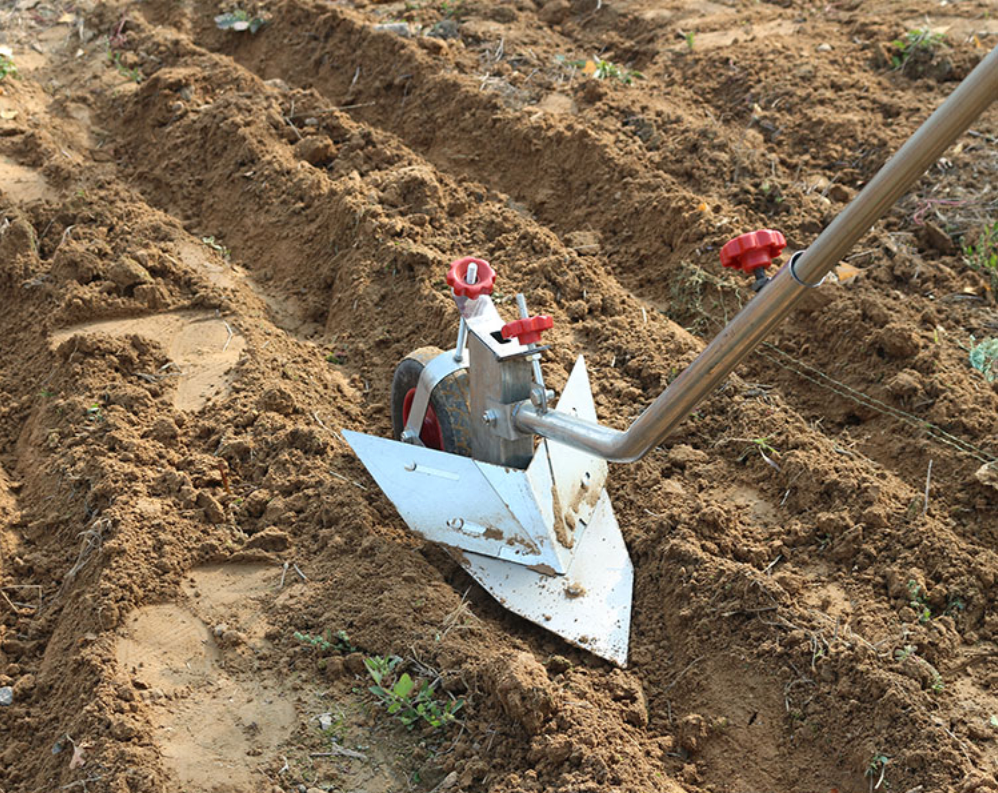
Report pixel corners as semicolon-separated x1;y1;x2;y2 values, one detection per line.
446;256;496;300
719;230;787;275
502;315;553;346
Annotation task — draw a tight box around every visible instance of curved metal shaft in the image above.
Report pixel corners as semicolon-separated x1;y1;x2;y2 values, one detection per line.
516;45;998;463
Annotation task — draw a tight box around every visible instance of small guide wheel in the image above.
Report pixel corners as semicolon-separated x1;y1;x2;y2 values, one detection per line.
390;346;473;456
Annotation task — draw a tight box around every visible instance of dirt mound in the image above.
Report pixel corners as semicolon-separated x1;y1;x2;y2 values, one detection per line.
1;0;997;791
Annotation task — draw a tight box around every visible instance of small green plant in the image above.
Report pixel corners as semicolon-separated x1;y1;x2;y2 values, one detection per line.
929;668;945;693
760;180;785;204
963;222;998;289
107;49;143;83
0;46;18;81
969;337;998;383
894;644;916;662
294;629;357;654
944;595;965;617
364;656;463;730
684;31;695;51
890;28;946;71
866;753;889;790
201;236;231;260
215;10;267;33
439;0;464;17
907;580;932;623
85;403;104;422
565;56;643;84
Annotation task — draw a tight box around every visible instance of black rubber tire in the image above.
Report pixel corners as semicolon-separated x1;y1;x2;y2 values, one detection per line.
390;346;473;457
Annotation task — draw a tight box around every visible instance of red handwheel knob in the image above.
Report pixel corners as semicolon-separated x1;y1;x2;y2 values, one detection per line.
720;230;787;275
502;315;553;346
446;256;496;300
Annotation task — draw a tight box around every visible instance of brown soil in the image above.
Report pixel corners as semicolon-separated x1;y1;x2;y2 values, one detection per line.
1;0;997;791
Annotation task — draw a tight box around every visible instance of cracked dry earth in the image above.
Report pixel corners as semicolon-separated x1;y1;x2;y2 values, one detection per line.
1;0;998;791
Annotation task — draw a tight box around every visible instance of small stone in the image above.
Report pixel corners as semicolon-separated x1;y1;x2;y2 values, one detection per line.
264;78;290;92
110;718;138;741
564;230;601;255
828;183;854;203
538;0;570;24
244;489;272;518
0;686;12;706
12;674;35;698
667;444;708;468
323;656;345;679
975;462;998;492
196;491;225;524
292;136;336;167
428;18;459;38
373;21;411;36
546;655;572;675
417;36;448;55
108;257;152;290
259;386;296;416
660;478;685;497
816;42;832;52
244;527;290;552
213;623;229;637
920;220;955;255
439;771;459;790
133;283;168;309
344;653;367;676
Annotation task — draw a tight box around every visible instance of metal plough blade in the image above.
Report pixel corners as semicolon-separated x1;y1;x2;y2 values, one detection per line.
455;487;633;665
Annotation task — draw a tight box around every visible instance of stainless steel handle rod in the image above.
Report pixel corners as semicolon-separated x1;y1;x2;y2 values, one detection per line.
516;45;998;463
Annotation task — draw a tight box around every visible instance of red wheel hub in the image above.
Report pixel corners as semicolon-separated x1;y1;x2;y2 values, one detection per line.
402;388;443;450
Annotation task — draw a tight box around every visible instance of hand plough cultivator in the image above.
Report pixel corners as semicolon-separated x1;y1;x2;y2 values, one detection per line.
345;46;998;665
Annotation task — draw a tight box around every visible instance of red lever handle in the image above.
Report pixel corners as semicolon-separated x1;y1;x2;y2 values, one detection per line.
502;315;553;346
446;256;496;300
719;230;787;275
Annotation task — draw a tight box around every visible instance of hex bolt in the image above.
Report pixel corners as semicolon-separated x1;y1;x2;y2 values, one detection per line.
482;410;498;427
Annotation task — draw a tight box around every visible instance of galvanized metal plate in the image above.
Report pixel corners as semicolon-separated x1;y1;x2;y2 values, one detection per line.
527;356;609;561
455;488;633;666
342;430;567;572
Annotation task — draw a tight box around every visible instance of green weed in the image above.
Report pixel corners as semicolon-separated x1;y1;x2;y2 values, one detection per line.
563;55;643;84
866;753;889;790
107;49;143;83
963;222;998;290
907;580;932;624
215;9;267;33
969;337;998;383
294;629;357;654
894;644;915;662
201;235;231;260
364;655;463;730
890;29;946;72
439;0;464;18
0;47;18;81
